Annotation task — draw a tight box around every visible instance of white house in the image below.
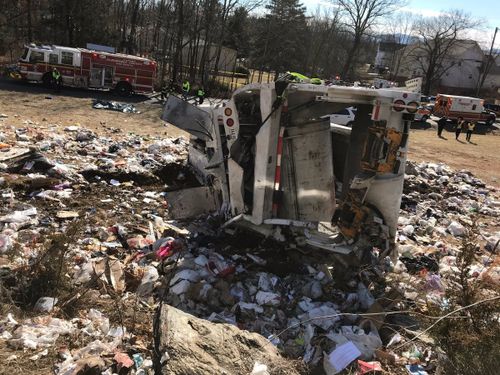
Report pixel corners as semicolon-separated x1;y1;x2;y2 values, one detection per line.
393;40;484;92
481;55;500;91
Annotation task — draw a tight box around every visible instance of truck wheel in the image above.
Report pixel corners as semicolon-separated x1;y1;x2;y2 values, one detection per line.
42;73;52;88
115;82;132;97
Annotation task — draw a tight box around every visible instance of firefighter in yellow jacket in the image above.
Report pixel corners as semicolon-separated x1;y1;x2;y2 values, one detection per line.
52;67;62;93
466;121;476;142
182;79;190;100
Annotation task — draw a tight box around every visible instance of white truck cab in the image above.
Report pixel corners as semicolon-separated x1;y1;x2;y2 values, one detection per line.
162;82;420;260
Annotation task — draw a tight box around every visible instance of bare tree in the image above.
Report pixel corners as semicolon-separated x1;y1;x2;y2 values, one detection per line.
336;0;403;80
385;11;415;80
476;27;499;96
305;7;343;76
126;0;142;54
409;10;478;94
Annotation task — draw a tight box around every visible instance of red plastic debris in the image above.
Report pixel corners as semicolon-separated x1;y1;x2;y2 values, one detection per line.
357;360;383;374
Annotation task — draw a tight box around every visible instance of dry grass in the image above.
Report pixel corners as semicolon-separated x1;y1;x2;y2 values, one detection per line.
427;221;500;375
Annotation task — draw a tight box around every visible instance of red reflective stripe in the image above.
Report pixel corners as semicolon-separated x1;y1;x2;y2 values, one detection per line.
274;127;285;183
373;104;381;120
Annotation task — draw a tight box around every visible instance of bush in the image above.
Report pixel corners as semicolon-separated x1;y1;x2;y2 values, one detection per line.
429;221;500;375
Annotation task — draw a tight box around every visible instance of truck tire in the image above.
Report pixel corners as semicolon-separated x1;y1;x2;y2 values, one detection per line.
42;73;52;88
115;81;133;97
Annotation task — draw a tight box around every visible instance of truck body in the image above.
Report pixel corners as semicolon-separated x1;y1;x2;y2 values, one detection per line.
162;82;420;259
18;43;157;95
433;94;495;124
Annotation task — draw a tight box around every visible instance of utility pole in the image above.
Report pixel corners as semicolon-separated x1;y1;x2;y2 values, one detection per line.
476;27;498;96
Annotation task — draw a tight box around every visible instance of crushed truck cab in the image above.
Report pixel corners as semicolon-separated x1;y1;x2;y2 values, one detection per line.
162;82;420;259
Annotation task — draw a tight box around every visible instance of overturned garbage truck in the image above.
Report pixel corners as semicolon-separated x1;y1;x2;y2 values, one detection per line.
162;81;420;260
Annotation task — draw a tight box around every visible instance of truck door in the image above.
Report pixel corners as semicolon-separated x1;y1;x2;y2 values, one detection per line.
90;67;103;87
103;66;114;87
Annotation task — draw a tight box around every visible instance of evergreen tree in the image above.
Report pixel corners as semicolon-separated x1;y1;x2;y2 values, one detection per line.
252;0;307;77
224;6;250;58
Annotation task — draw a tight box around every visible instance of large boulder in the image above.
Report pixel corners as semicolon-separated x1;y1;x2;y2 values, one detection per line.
158;305;300;375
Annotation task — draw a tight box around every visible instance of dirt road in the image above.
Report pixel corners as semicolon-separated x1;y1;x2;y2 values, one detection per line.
1;78;499;186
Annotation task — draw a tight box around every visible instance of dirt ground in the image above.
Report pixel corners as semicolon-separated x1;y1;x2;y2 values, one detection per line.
408;128;500;187
1;78;499;187
0;78;184;139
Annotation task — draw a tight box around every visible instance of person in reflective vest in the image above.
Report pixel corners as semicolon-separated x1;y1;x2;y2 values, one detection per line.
197;87;205;105
182;79;190;100
310;77;322;85
287;71;309;83
52;67;62;93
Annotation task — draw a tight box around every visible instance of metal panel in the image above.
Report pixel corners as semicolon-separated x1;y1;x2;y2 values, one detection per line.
280;121;335;222
251;87;280;225
228;159;245;215
161;96;214;142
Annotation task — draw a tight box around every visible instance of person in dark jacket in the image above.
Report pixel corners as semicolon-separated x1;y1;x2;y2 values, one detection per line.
437;116;447;137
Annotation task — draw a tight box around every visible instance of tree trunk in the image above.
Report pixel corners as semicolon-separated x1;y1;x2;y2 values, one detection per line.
341;35;361;80
26;0;32;41
127;0;141;54
171;0;184;82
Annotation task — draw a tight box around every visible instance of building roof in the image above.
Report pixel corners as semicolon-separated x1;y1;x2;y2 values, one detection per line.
437;94;481;100
400;39;483;59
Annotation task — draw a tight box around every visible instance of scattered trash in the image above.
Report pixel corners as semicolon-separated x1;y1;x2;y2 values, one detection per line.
92;99;139;113
405;363;429;375
447;221;466;236
0;113;498;375
34;297;58;312
55;210;79;219
251;361;270;375
357;360;383;374
324;341;362;374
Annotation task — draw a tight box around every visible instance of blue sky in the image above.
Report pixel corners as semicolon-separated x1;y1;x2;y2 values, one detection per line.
302;0;499;47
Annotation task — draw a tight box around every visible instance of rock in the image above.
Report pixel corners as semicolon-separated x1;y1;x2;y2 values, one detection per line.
158;305;299;375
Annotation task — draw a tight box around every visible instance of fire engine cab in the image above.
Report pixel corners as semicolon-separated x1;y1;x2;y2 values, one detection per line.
18;43;157;95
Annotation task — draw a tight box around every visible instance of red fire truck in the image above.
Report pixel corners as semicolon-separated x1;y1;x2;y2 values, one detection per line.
18;43;157;95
